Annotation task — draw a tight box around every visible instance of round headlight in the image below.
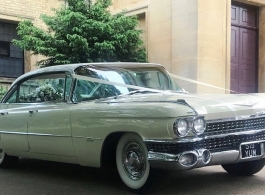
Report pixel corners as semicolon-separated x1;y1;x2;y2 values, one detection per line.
174;119;189;137
193;117;206;135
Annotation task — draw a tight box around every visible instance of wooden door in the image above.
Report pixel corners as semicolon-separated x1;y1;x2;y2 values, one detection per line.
230;3;258;93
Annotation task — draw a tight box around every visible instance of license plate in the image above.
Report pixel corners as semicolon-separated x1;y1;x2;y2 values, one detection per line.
241;143;261;158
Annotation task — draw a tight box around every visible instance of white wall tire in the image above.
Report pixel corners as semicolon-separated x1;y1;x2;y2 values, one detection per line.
0;149;18;168
116;133;154;193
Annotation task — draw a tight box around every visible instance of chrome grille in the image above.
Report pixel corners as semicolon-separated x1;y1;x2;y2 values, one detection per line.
145;131;265;153
205;117;265;135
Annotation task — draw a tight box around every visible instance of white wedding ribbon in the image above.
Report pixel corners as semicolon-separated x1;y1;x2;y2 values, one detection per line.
73;75;165;93
72;73;238;94
72;74;193;97
169;74;239;94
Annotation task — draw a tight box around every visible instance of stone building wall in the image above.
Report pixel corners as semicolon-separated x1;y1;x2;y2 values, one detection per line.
0;0;64;72
111;0;265;94
111;0;230;93
0;0;63;28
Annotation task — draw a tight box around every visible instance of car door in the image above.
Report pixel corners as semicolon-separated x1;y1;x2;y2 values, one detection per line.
1;103;35;152
28;102;74;156
27;73;75;156
0;85;34;152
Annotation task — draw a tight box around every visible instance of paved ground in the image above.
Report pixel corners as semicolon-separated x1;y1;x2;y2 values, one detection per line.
0;158;264;195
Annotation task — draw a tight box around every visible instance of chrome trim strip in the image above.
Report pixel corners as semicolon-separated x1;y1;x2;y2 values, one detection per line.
27;133;71;137
144;129;265;143
0;131;28;135
148;151;178;162
206;114;265;123
72;136;102;140
0;131;71;138
0;131;103;140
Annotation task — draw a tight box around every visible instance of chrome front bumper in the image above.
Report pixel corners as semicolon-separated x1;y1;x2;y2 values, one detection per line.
146;139;265;170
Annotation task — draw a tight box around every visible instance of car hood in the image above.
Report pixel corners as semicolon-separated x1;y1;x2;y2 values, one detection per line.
99;93;265;120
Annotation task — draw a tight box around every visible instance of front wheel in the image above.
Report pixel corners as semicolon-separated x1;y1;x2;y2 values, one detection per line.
116;133;155;194
222;158;265;176
0;149;18;168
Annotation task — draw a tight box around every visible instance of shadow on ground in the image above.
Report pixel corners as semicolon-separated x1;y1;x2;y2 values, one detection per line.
0;158;264;195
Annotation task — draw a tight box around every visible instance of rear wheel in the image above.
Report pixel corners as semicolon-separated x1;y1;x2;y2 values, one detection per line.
116;133;155;194
0;149;18;168
222;158;265;176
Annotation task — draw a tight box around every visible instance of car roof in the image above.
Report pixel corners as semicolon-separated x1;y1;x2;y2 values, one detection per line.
11;62;164;86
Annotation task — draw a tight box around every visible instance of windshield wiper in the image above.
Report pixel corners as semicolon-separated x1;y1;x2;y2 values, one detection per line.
108;89;159;100
166;90;189;94
126;89;160;95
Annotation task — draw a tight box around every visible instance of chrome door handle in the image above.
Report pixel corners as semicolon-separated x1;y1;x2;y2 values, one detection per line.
29;110;38;114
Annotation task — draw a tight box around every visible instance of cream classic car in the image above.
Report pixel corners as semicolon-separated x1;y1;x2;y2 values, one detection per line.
1;63;265;193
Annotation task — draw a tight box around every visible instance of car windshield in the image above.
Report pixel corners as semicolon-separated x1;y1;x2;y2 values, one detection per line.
73;65;183;101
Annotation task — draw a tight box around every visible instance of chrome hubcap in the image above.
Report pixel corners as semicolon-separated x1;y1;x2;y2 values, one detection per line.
122;140;146;181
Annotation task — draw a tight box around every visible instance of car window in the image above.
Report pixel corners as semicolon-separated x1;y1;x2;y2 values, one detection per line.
75;65;183;93
134;71;169;90
73;65;185;102
6;90;17;103
6;73;67;103
73;79;121;102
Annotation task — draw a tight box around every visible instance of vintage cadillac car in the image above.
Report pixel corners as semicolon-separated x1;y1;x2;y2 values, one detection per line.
0;62;265;193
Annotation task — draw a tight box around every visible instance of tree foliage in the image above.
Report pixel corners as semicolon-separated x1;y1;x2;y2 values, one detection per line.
13;0;147;67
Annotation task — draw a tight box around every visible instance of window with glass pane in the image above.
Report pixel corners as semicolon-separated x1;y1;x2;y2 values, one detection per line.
16;74;65;103
0;22;24;78
6;89;17;103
